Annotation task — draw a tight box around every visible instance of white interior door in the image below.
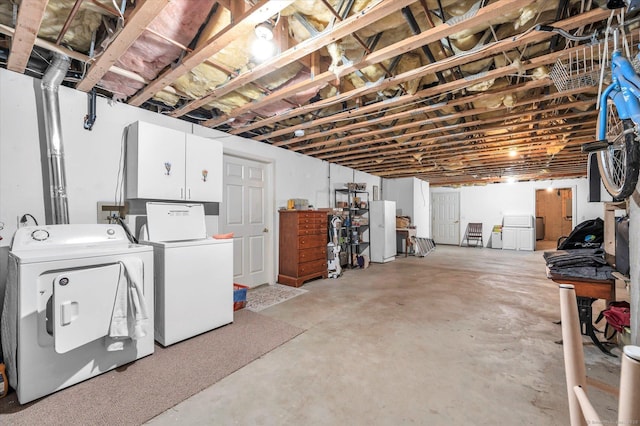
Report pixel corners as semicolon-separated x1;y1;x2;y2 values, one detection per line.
220;155;272;287
431;192;460;245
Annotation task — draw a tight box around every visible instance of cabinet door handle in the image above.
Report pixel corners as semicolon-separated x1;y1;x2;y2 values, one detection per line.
188;188;191;199
181;188;184;199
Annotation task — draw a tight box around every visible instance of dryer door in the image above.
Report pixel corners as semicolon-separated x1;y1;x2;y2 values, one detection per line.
52;263;121;354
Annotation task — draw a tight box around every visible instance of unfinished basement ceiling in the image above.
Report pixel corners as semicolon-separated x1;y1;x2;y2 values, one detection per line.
0;0;627;186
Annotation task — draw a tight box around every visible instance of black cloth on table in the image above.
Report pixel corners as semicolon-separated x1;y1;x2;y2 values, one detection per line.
543;248;614;281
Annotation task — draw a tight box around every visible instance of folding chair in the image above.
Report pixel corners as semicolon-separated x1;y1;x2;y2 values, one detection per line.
558;284;640;425
460;223;483;247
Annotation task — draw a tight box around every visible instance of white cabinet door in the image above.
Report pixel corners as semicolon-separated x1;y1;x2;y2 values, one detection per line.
517;228;535;251
502;228;517;250
185;133;222;202
502;227;535;250
127;121;186;200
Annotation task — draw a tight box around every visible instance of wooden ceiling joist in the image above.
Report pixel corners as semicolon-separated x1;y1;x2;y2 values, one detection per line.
127;0;295;107
76;0;172;92
1;0;618;186
201;0;538;128
7;0;48;73
229;7;610;138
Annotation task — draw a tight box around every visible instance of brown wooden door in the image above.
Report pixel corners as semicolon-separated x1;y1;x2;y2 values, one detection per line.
535;188;573;243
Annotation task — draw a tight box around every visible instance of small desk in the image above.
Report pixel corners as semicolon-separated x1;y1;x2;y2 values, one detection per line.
396;228;416;257
550;274;616;356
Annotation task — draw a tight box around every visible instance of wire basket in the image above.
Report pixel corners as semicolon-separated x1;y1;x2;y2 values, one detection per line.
550;29;640;92
549;44;605;92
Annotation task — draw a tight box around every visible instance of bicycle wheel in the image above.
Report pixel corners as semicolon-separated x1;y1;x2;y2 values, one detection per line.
597;100;640;200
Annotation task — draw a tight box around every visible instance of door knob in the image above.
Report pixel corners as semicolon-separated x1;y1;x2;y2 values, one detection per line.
263;228;269;233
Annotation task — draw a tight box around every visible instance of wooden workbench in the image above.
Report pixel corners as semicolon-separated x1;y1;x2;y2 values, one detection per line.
550;274;616;356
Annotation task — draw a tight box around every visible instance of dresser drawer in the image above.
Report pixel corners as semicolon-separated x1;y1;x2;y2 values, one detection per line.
298;247;326;262
298;234;326;249
298;259;327;275
298;225;325;235
297;215;326;225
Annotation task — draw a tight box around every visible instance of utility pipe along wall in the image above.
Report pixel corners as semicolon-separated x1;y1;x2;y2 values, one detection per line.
41;53;71;224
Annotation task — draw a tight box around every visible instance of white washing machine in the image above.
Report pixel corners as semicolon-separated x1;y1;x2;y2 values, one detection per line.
0;224;154;404
144;202;233;347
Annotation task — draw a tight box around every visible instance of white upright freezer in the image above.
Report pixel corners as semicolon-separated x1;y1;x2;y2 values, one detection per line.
144;202;233;346
370;200;396;263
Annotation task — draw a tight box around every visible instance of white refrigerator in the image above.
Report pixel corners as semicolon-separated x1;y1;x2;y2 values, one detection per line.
370;200;396;263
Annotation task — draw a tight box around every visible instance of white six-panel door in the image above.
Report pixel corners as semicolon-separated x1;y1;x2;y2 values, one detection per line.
431;192;460;245
219;155;272;287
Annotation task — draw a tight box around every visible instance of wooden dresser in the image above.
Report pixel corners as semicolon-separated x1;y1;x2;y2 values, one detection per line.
278;210;328;287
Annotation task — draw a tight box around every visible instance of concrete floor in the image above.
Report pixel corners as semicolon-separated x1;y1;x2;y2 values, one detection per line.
147;245;625;425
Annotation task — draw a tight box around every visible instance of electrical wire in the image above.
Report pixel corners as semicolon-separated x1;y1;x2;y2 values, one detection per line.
19;213;38;226
116;216;138;244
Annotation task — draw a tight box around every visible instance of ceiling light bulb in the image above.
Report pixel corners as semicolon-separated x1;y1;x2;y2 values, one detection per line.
294;129;305;137
254;22;274;41
509;148;517;157
252;37;275;61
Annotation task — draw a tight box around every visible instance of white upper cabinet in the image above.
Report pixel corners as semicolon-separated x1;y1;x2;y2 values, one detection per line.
185;133;222;202
126;121;222;202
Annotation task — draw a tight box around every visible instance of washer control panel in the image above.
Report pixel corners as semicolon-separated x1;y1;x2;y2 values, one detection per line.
11;224;128;251
31;229;50;241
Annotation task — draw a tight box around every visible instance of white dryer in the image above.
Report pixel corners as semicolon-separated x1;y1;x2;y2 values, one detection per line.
144;202;233;347
0;224;154;404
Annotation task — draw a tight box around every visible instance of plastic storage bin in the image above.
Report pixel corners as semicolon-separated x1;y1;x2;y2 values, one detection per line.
491;225;502;249
233;284;249;311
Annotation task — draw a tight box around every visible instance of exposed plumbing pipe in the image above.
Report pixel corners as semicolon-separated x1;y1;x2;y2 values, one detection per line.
41;53;71;224
84;88;97;130
55;0;84;45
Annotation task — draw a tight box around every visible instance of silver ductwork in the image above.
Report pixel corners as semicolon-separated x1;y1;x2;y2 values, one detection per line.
41;53;71;224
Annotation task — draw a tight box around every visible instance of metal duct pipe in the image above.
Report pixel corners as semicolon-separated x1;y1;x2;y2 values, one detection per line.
41;53;71;224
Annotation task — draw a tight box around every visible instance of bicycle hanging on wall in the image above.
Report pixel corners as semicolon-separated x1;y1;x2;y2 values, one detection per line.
539;0;640;200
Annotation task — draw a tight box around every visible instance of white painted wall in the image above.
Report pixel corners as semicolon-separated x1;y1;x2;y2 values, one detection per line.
413;178;430;238
431;178;605;245
383;178;413;216
191;127;382;211
382;177;430;238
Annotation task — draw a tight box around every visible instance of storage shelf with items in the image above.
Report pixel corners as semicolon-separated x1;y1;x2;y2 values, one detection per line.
335;185;370;268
